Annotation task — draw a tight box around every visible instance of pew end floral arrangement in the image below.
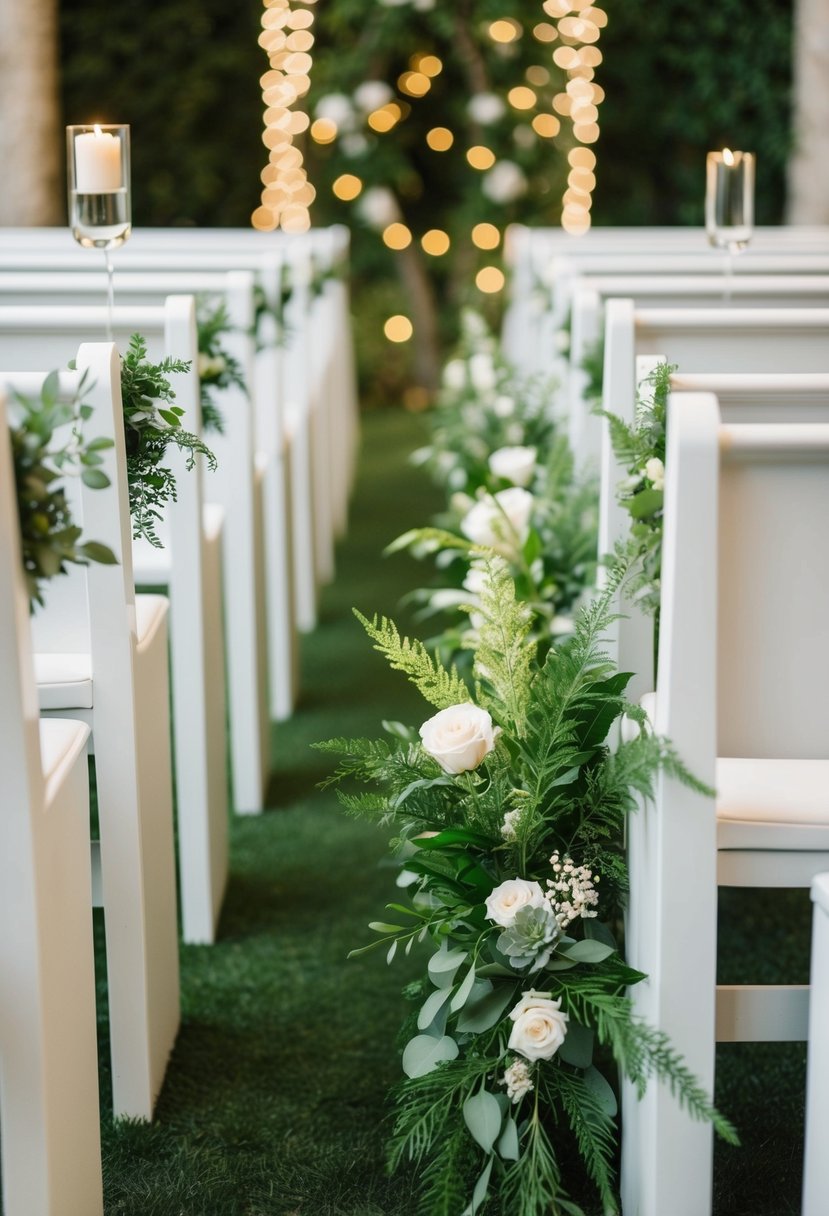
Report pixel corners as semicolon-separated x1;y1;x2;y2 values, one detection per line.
9;370;117;609
196;296;248;435
317;556;737;1216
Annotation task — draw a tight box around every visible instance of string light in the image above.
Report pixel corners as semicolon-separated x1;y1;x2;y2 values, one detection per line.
333;173;363;201
476;266;506;293
426;126;454;151
253;0;318;232
507;86;537;110
384;315;413;342
472;222;501;250
467;145;496;170
489;19;522;43
382;222;412;250
421;229;451;255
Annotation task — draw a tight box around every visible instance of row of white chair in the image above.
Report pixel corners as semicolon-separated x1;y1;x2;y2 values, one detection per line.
518;231;829;1214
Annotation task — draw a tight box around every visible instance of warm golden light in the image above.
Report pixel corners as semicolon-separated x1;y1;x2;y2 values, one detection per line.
552;93;572;116
489;18;521;43
723;147;735;166
476;266;506;294
252;205;277;230
526;65;551;86
310;117;337;144
568;146;597;169
553;46;580;69
472;222;501;250
384;315;413;342
333;173;363;200
579;46;603;66
368;107;398;133
568;167;596;191
532;113;560;138
426;126;454;151
467;145;496;170
417;54;443;77
573;121;600;144
532;21;558;42
508;86;537;110
542;0;571;16
382;222;413;250
398;71;430;97
421;229;451;255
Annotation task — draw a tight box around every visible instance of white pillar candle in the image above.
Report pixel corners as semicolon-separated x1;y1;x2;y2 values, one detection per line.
74;126;122;192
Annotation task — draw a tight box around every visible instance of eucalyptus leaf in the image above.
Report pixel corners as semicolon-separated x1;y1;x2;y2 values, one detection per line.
449;962;477;1013
457;981;516;1033
417;985;453;1030
401;1034;458;1079
497;1114;520;1161
558;1020;594;1069
81;468;110;490
560;939;615;964
462;1089;503;1154
583;1064;618;1118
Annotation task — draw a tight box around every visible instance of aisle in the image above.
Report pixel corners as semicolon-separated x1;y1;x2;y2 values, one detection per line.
97;408;442;1216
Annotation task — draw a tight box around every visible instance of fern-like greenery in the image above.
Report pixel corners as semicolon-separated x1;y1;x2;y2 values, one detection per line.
120;333;217;547
196;296;247;435
319;567;736;1216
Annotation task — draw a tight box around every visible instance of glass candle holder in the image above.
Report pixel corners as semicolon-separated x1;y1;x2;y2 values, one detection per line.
705;148;755;254
66;124;131;250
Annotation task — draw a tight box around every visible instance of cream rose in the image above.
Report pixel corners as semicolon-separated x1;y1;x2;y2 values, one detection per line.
461;487;534;555
419;703;500;774
508;992;569;1062
644;456;665;491
485;878;545;927
488;446;537;488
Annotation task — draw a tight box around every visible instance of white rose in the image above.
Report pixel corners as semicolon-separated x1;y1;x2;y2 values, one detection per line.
493;394;515;418
485;878;545;927
469;352;497;391
461;487;534;555
482;160;528;205
467;92;507;125
442;358;466;390
419;703;500;774
354;80;394;113
357;186;399;230
508;992;569;1061
488;446;537;488
462;565;489;596
644;456;665;491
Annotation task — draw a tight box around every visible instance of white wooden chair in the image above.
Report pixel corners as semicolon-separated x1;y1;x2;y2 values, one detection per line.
0;390;103;1215
598;302;829;701
803;872;829;1216
569;276;829;467
0;273;281;778
0;300;235;932
0;344;180;1121
621;393;829;1216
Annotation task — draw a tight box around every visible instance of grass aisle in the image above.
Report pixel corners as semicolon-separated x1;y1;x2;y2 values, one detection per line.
101;408;441;1215
96;409;810;1216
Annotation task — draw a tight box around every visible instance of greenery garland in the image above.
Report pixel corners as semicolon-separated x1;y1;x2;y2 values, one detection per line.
196;297;247;435
119;333;217;548
318;556;737;1216
9;370;117;609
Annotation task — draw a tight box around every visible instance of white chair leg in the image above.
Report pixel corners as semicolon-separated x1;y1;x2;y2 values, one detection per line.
264;445;299;722
804;873;829;1216
287;408;318;633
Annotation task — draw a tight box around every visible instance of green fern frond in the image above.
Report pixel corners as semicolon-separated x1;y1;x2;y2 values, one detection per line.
544;1068;618;1213
385;526;478;558
354;609;471;709
472;555;536;737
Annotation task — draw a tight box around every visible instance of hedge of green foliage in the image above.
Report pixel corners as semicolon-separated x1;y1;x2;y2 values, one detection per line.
60;0;793;403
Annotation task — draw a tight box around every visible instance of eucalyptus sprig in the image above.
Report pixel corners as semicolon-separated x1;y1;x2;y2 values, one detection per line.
120;333;217;548
9;369;117;609
196;297;247;434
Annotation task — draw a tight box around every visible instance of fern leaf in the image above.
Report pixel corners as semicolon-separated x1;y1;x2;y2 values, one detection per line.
354;609;471;709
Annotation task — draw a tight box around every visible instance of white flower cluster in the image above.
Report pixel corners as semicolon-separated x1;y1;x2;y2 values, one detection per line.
545;852;599;928
500;806;523;841
501;1058;534;1104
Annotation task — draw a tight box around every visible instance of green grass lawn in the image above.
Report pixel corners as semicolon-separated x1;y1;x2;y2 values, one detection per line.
86;408;808;1215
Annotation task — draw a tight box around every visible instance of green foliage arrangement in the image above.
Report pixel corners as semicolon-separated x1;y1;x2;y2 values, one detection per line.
9;371;117;609
120;334;217;548
318;557;736;1215
603;361;674;617
196;297;248;435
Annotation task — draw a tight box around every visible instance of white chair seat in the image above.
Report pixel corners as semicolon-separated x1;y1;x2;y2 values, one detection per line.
38;718;90;803
132;503;224;583
717;758;829;850
35;594;168;709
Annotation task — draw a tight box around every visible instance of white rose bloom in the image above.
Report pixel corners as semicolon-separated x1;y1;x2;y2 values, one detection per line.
357;186;399;230
442;358;466;390
461;487;534;556
644;456;665;491
462;566;489;597
468;352;497;391
493;394;516;418
482;160;528;204
354;79;395;113
315;93;356;129
485;878;545;927
508;992;569;1062
467;92;507;125
488;445;537;487
419;703;500;774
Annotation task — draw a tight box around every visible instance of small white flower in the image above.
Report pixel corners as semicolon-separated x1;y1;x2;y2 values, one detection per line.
461;309;489;340
315;93;355;129
513;124;535;150
501;1058;534;1103
357;186;399;230
493;394;515;418
488;445;537;488
644;456;665;491
485;878;545;927
508;991;569;1062
467;92;506;125
501;806;523;842
442;358;466;390
449;491;474;516
482;160;528;205
461;487;534;556
354;80;394;113
468;352;497;392
419;703;500;775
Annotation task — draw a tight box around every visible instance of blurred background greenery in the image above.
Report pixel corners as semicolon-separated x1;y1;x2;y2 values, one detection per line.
60;0;793;406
